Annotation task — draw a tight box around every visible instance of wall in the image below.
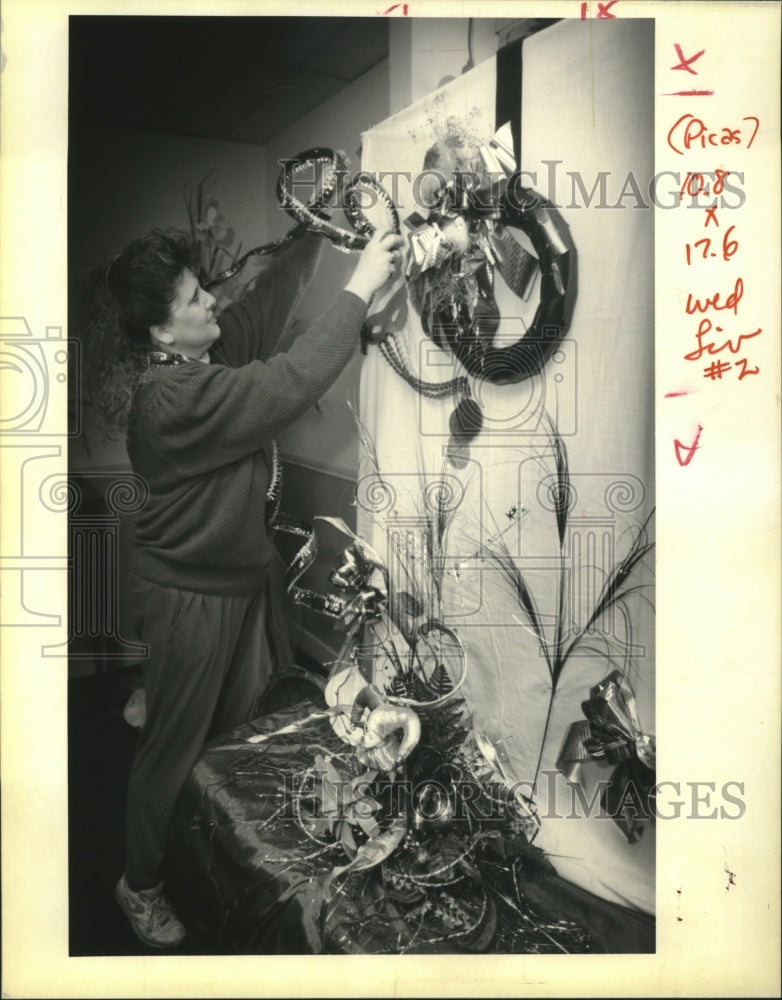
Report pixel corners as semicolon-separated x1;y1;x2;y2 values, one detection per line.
69;125;267;289
389;17;500;112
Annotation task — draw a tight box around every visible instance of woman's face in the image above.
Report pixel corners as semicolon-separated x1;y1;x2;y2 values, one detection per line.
152;269;220;359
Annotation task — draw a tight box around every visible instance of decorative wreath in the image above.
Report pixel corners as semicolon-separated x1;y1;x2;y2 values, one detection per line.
404;172;578;386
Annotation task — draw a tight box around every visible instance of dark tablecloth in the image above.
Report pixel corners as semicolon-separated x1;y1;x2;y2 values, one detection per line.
167;701;654;954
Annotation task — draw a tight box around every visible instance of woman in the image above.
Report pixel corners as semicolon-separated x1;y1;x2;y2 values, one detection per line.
84;221;403;948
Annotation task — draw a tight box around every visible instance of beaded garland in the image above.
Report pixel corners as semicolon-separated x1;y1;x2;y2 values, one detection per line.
265;439;348;620
147;350;190;366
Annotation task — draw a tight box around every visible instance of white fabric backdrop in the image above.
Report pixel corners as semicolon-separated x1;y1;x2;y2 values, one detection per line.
357;19;655;913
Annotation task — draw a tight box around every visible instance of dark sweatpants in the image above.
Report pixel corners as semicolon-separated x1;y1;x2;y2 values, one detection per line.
124;574;272;889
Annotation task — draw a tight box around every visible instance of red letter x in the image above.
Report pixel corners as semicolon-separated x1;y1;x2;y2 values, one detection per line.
597;0;619;16
704;202;719;227
671;43;705;75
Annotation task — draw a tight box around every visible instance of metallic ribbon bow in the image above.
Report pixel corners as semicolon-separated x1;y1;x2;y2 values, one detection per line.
556;671;656;844
329;551;380;635
319;518;389;638
403;121;534;288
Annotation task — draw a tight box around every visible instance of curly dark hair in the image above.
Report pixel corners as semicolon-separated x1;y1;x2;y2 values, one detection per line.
81;229;199;434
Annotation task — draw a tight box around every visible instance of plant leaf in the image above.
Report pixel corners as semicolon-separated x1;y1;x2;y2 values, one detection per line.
543;412;571;547
560;510;655;667
482;546;551;672
396;590;423;619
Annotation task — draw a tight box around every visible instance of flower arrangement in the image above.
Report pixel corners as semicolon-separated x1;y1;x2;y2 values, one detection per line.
258;417;612;953
184;172;243;287
241;411;654;951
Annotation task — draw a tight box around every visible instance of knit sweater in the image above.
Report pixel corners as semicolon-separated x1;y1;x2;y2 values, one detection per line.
127;231;367;595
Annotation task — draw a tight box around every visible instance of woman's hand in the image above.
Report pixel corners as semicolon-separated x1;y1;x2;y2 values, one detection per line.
345;228;405;304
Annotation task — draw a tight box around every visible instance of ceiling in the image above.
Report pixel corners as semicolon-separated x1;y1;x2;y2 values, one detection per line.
69;16;390;145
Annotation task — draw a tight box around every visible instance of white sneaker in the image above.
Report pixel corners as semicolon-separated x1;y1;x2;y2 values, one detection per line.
115;875;187;948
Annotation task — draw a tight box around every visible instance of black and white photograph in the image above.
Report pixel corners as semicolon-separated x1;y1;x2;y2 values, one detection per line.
1;1;779;996
66;12;656;956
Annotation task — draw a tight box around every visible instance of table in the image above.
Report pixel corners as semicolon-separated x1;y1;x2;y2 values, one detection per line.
167;701;654;954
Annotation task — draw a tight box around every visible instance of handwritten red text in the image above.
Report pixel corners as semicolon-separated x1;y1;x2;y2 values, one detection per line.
667;114;760;155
